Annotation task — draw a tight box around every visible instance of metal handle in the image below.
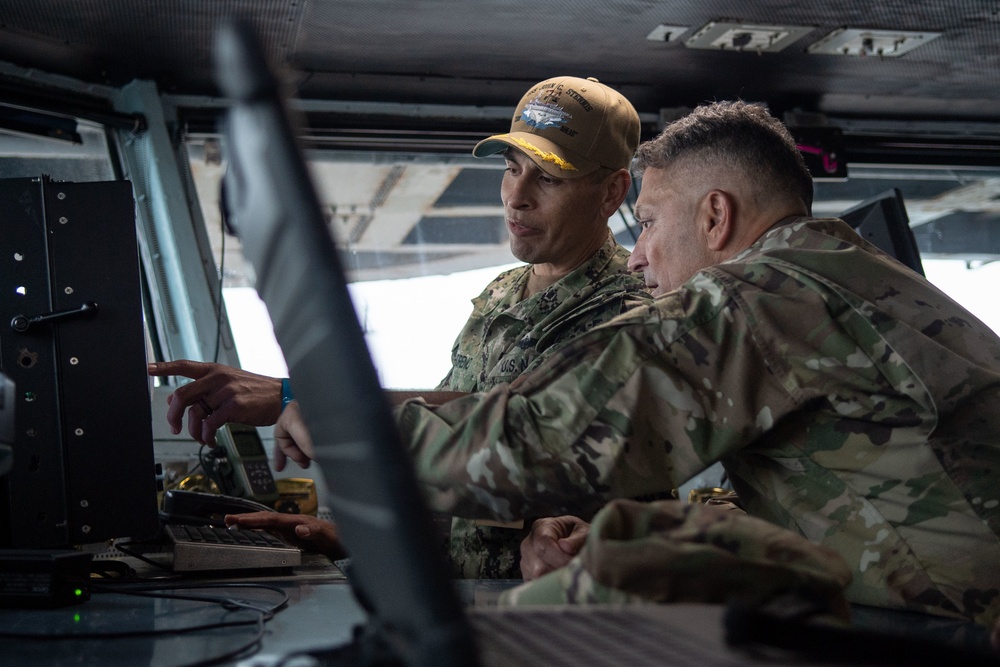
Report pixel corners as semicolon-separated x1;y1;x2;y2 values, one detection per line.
10;301;99;333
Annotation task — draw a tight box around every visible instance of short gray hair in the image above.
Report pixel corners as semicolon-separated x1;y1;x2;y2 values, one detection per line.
633;101;813;211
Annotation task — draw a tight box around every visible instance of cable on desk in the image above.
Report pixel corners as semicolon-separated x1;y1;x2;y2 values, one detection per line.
213;174;230;364
110;538;175;574
199;443;230;495
89;555;141;580
0;581;290;666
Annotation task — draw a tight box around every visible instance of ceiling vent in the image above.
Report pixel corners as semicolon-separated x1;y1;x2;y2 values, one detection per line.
684;21;815;53
807;28;942;57
645;24;690;42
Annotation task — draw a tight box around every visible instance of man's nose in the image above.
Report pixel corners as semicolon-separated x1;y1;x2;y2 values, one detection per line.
627;236;647;272
503;176;532;210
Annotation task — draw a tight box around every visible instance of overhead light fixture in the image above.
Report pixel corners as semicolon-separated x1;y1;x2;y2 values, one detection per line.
685;21;815;53
645;24;689;42
807;28;942;57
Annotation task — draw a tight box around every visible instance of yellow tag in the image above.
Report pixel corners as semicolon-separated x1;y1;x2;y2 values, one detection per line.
275;477;318;516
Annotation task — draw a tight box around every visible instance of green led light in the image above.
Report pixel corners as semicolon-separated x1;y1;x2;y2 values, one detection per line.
73;613;81;623
75;588;83;597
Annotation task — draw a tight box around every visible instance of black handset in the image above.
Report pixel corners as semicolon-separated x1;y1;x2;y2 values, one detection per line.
159;489;272;527
213;423;280;507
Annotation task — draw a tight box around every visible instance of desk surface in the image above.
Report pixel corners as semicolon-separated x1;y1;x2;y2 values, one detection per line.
0;567;994;667
0;578;364;667
0;559;523;667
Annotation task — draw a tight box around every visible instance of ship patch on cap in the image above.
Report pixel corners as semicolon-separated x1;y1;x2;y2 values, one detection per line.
520;95;573;130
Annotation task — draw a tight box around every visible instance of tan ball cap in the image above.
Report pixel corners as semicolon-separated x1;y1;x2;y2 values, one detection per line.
473;76;640;178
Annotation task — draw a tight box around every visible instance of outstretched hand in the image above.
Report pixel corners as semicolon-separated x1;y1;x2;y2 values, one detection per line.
225;511;346;560
519;515;590;581
148;360;283;446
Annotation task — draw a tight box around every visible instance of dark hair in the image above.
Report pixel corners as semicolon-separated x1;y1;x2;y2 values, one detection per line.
586;165;618;184
633;101;813;211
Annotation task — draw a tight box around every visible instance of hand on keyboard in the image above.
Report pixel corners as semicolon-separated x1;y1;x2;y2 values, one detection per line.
225;511;347;560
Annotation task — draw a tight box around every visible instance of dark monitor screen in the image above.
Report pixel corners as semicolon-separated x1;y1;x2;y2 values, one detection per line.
838;187;925;277
215;20;476;667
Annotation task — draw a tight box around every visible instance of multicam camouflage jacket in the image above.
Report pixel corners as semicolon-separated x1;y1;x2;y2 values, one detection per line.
398;216;1000;625
501;498;853;619
436;229;650;579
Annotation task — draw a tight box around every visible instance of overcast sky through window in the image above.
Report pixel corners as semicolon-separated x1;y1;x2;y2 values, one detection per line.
224;259;1000;389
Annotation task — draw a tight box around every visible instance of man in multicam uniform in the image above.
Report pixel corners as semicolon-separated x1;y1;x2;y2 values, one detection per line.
438;76;651;579
380;100;1000;627
148;75;652;581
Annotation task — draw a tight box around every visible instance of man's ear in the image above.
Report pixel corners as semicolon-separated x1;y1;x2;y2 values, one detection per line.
701;190;735;252
601;169;632;217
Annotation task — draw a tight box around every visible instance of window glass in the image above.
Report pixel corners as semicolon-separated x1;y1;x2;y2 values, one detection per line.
189;141;525;387
184;141;1000;387
0;119;114;182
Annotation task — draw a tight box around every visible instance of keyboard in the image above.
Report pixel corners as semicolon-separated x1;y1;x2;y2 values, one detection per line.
165;523;302;572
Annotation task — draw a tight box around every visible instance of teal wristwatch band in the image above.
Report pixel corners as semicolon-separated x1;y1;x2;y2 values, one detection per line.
281;377;294;411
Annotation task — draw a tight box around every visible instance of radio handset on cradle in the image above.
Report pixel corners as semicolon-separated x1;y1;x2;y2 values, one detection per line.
211;423;281;507
159;489;272;527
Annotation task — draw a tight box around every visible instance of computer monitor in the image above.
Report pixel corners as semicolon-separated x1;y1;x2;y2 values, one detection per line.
216;20;475;667
838;188;925;277
0;177;159;548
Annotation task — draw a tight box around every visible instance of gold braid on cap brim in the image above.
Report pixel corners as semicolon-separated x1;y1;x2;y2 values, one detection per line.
509;137;577;172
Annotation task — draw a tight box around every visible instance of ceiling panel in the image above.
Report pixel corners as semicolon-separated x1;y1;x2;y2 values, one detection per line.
0;0;997;124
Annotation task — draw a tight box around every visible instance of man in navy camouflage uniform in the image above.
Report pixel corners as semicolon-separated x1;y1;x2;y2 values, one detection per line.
150;75;652;581
437;76;651;579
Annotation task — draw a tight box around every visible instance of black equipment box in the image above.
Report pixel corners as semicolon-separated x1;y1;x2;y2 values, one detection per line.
0;177;159;548
0;549;93;608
